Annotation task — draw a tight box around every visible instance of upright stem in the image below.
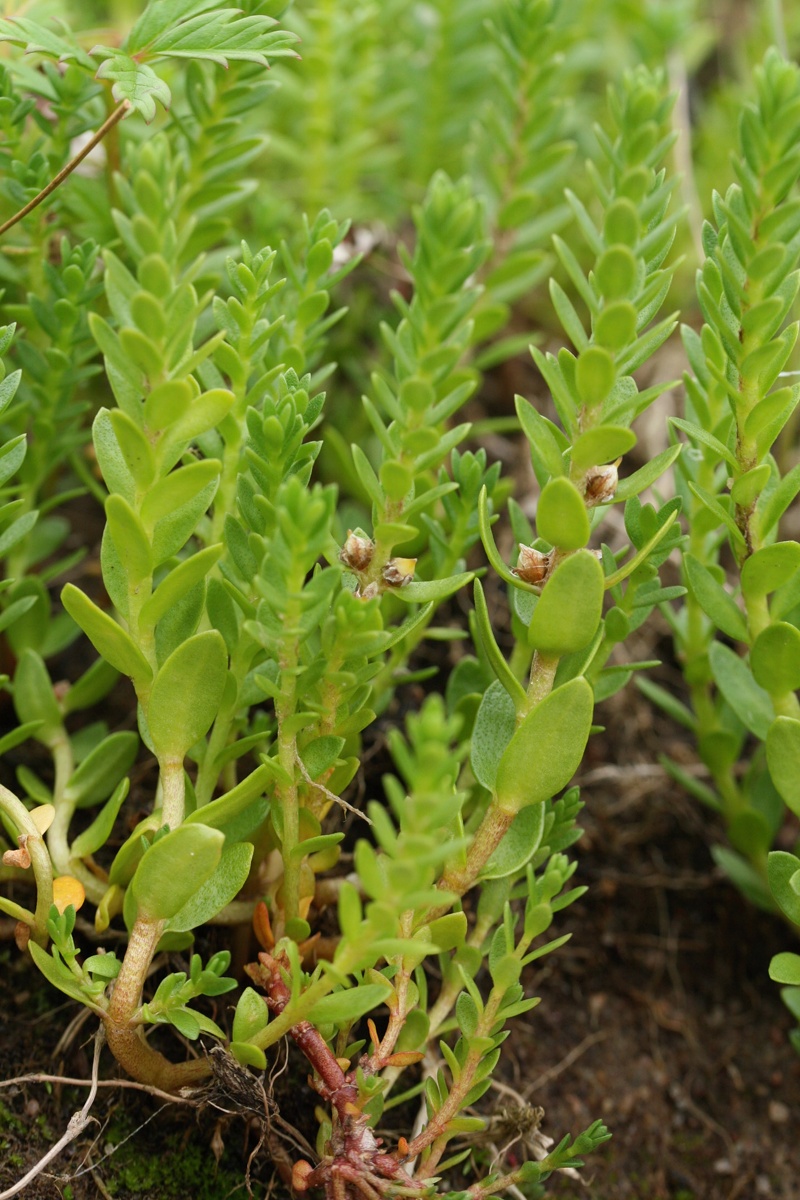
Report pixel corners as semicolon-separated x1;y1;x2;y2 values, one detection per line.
525;651;558;712
105;915;210;1092
160;759;186;830
434;800;515;916
766;0;788;57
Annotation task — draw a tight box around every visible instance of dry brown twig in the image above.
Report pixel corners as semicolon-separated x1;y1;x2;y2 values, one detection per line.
0;1025;105;1200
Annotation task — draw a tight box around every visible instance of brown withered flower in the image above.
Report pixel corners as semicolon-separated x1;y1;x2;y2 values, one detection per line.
3;835;31;870
383;557;416;587
584;460;620;506
513;544;551;584
340;529;374;572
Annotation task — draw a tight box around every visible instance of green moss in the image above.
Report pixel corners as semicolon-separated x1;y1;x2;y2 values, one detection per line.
102;1113;254;1199
0;1100;25;1136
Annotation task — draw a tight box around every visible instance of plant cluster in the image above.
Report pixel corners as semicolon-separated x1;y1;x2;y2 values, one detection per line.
0;2;799;1198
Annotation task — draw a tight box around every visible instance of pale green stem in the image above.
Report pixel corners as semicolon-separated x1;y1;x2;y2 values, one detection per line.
766;0;788;56
277;714;300;925
0;783;54;943
274;578;305;929
432;800;516;920
250;973;335;1053
46;731;75;876
160;759;186;830
105;914;211;1091
525;650;558;712
426;911;495;1039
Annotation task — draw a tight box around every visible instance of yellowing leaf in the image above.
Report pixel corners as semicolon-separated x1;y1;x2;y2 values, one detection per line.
52;875;86;914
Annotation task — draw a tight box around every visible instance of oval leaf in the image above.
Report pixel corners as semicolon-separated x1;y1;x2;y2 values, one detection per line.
536;477;590;550
495;676;593;811
529;550;604;656
766;717;800;816
132;822;224;921
471;681;517;791
165;842;254;932
147;630;228;759
61;584;152;691
480;803;546;879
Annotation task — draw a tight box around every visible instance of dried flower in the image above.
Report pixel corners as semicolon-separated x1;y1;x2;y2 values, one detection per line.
3;835;31;870
340;530;375;572
513;544;551;584
584;460;620;505
383;557;416;586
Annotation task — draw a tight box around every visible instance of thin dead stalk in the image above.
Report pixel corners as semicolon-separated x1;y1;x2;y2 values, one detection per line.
0;101;130;238
0;1026;105;1200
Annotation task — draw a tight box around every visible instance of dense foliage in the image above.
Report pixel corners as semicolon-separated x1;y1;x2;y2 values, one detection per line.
1;2;799;1197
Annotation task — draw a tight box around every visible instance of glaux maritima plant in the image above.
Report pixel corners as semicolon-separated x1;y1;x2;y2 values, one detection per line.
651;51;800;931
5;0;789;1194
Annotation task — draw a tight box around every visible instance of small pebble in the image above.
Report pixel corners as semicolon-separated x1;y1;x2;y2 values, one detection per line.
768;1100;789;1124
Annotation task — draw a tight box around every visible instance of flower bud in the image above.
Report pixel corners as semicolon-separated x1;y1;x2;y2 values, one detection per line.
292;1160;314;1192
340;530;374;571
383;557;416;587
513;544;551;584
584;460;619;505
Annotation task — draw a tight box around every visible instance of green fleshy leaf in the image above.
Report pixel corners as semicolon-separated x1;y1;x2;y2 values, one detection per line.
536;477;590;549
471;681;517;792
132;822;224;921
140;545;223;629
614;444;682;502
766;717;800;816
65;731;139;808
741;542;800;599
147;630;228;759
71;779;130;859
393;572;474;603
684;555;749;642
230;1041;267;1069
186;765;270;839
28;943;105;1014
495;677;593;811
708;642;774;739
768;850;800;924
165;842;254;932
770;952;800;984
61;584;152;691
232;986;269;1043
13;649;61;744
529;551;604;656
571;425;635;471
750;623;800;695
307;982;393;1028
480;804;546;879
